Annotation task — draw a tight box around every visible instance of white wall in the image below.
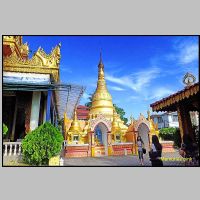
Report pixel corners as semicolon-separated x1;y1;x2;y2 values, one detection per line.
152;112;179;129
30;92;41;131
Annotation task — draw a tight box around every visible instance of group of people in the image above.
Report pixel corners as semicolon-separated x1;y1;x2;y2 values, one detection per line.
137;135;163;167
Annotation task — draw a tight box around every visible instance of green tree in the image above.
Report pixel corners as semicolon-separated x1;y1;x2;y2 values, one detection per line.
113;104;128;125
159;127;181;148
3;123;8;136
84;94;93;108
22;122;64;166
85;95;128;125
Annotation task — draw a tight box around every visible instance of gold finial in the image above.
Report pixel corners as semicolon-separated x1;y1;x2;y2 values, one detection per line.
98;50;104;68
112;108;120;129
113;108;117;118
99;49;103;64
69;108;81;131
147;110;151;121
89;52;114;120
64;112;67;121
130;114;133;124
74;109;78;121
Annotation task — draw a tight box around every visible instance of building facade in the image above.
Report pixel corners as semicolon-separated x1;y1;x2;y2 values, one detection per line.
3;36;62;142
151;112;179;129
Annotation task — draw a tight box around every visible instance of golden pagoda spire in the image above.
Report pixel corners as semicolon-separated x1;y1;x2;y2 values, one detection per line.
130;114;133;124
64;112;68;124
112;109;120;130
90;52;114;119
97;51;106;86
69;108;81;131
74;109;78;121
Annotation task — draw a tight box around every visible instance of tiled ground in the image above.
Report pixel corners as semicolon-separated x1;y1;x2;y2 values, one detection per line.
3;150;198;167
63;151;199;167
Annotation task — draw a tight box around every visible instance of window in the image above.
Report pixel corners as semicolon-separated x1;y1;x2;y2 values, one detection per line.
116;134;121;143
73;135;79;142
158;117;163;123
172;115;178;122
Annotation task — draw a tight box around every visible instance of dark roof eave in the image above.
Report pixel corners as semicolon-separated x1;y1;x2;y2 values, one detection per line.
150;82;199;112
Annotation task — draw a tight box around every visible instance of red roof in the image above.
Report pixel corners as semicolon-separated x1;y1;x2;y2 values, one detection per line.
77;105;89;120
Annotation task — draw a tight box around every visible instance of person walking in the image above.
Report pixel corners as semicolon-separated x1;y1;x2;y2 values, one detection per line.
149;135;163;167
137;136;144;166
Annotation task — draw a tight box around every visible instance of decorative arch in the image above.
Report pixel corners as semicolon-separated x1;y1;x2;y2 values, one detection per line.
90;114;112;132
134;114;150;131
94;122;109;133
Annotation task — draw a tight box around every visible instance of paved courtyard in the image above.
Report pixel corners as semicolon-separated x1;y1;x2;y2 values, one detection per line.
63;151;195;167
3;150;198;166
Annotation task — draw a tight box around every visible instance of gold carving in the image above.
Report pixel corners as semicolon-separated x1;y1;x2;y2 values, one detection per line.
3;36;61;82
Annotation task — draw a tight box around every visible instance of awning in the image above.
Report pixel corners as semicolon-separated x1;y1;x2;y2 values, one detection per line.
3;82;86;120
150;83;199;112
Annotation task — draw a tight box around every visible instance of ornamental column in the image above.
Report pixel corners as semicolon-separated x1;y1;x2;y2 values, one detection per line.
30;91;41;131
90;131;95;157
107;131;113;156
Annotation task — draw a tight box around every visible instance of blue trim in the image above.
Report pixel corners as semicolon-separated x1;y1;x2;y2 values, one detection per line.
46;90;52;122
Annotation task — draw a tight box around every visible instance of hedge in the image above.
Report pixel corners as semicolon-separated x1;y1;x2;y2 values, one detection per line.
22;122;64;166
159;127;181;148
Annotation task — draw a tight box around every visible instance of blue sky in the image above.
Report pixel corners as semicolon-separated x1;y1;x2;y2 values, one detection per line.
24;36;199;120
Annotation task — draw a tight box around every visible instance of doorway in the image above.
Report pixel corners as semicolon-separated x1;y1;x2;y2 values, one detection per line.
94;122;108;156
3;94;16;140
138;123;150;151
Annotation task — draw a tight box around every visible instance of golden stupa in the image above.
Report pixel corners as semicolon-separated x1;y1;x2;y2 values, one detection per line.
90;53;114;120
64;53;130;157
63;53;160;158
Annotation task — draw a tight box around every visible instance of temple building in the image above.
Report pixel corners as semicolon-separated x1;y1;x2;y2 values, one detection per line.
63;54;160;157
3;36;84;142
150;73;199;145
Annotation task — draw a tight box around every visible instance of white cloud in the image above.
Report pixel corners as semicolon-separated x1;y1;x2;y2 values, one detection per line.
105;67;160;92
125;95;141;102
145;87;174;101
179;44;198;64
170;38;199;65
108;86;125;91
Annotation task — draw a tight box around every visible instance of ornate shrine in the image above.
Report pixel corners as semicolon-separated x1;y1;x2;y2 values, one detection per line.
64;54;134;157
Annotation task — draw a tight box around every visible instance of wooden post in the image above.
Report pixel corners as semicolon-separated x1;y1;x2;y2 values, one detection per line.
11;98;18;141
177;105;195;143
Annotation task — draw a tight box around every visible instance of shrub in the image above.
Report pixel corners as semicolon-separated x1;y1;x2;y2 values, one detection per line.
22;122;64;166
3;123;8;136
159;127;181;148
